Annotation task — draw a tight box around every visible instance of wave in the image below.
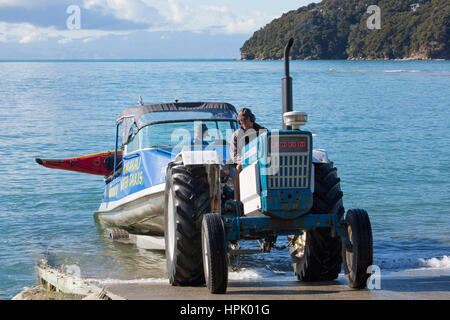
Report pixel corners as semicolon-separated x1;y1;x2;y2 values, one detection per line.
226;256;450;280
383;69;413;73
371;255;450;271
233;256;450;277
82;257;450;287
227;256;450;281
228;265;291;280
328;69;422;73
85;266;291;285
327;69;450;76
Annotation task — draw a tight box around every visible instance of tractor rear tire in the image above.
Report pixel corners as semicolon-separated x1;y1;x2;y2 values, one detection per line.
164;164;211;286
343;209;373;289
202;213;228;294
290;162;344;281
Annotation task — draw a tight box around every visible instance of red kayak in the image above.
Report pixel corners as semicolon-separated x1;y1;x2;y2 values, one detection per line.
36;150;123;176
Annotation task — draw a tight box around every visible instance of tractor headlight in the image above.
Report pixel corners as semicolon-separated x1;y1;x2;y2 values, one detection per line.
283;111;307;130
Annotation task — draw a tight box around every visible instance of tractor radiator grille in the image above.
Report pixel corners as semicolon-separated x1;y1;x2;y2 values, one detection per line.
265;155;310;189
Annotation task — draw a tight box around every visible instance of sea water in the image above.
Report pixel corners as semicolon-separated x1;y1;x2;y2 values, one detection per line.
0;60;449;299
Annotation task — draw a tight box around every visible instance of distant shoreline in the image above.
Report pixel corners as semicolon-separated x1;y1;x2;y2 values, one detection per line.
241;57;448;61
0;58;447;62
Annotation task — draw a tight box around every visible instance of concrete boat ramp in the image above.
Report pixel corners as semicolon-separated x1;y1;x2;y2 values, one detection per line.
13;233;449;300
101;274;450;300
15;259;450;300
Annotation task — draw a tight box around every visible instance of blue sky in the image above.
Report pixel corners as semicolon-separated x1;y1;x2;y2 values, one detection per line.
0;0;317;59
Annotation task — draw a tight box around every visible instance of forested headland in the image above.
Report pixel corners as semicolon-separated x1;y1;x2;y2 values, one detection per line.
240;0;449;60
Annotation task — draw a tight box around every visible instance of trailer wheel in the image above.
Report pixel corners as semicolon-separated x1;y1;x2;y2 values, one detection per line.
290;162;344;281
343;209;373;289
107;228;129;240
164;164;211;286
202;213;228;294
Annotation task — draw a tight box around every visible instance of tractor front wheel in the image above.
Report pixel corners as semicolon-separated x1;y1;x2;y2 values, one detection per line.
342;208;373;289
202;213;228;294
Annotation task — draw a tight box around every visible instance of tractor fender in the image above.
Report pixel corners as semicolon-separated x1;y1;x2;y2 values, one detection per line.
174;149;220;165
171;150;221;213
312;149;331;164
311;149;333;194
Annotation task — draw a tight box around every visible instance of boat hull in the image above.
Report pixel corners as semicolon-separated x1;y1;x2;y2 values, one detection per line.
96;145;230;236
95;183;165;236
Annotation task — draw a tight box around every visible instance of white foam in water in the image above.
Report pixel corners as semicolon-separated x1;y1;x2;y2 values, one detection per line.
84;269;280;285
228;268;264;280
228;266;294;281
328;69;422;73
83;268;288;286
82;257;450;287
418;256;450;269
383;70;408;72
377;256;450;271
51;258;448;294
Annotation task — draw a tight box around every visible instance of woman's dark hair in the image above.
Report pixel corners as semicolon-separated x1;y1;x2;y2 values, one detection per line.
238;108;255;122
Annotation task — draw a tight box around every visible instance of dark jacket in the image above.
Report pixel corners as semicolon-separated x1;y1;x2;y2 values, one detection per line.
230;123;266;164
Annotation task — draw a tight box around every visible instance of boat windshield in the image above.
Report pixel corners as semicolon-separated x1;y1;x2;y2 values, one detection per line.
126;120;239;153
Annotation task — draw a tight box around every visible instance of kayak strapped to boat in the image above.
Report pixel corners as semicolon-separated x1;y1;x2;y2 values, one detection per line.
36;150;123;176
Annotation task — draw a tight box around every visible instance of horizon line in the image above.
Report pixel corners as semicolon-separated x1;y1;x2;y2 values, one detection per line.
0;58;242;63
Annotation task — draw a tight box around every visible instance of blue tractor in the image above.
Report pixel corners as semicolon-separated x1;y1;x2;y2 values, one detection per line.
164;39;373;294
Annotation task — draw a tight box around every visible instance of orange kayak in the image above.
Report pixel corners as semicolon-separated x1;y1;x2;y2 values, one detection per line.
36;150;123;176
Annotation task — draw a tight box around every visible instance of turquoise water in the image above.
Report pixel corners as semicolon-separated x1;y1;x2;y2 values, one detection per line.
0;60;449;299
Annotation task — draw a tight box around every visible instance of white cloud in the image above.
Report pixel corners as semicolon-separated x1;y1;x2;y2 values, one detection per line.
82;0;163;25
140;0;274;34
0;0;28;7
222;11;276;34
0;0;64;8
0;22;56;43
0;0;281;46
80;0;274;34
0;21;130;44
0;0;295;35
167;0;186;24
57;37;72;44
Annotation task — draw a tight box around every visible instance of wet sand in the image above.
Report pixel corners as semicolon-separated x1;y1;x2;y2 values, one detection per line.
102;269;450;300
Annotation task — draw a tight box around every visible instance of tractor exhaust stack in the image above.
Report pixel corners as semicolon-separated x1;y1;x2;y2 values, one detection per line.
282;38;294;130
